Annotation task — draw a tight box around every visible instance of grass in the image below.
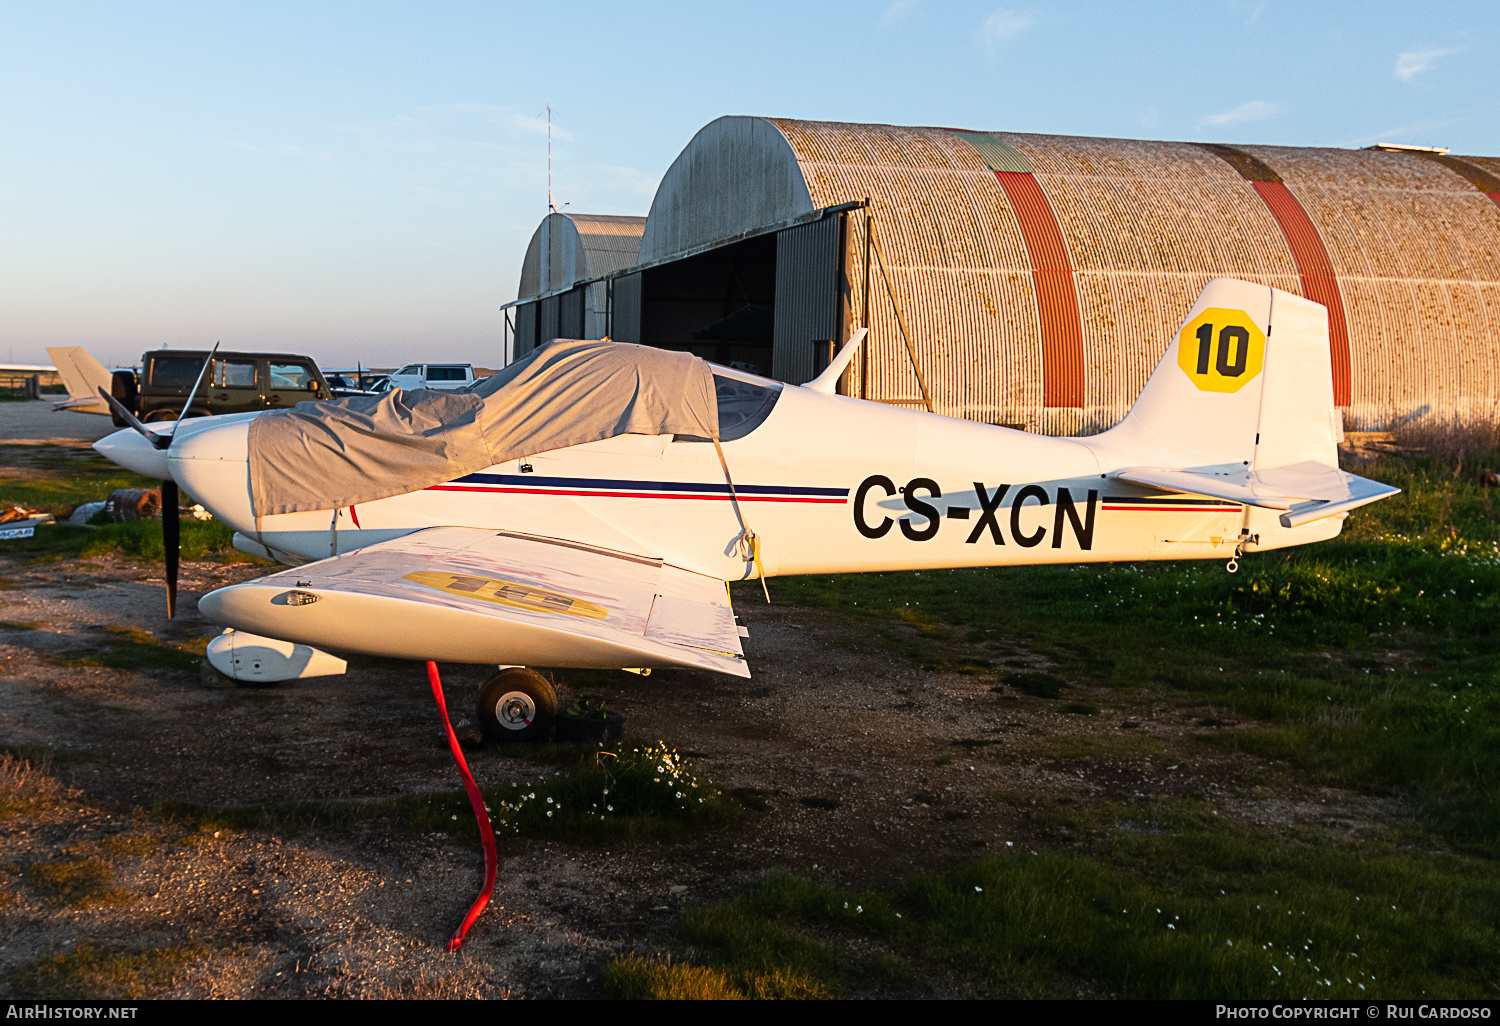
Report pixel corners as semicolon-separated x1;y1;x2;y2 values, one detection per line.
646;440;1500;998
602;955;780;999
0;445;159;515
53;625;208;673
998;671;1067;699
27;857;133;908
603;798;1500;999
155;741;736;843
11;940;203;998
491;741;736;841
0;443;241;561
1;518;238;562
741;448;1500;856
0;753;68;817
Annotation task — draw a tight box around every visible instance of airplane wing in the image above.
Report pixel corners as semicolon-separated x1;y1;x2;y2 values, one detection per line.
1114;461;1399;528
199;527;750;677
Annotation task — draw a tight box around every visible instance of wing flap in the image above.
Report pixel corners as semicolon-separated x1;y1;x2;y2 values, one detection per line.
199;527;750;677
1114;461;1400;527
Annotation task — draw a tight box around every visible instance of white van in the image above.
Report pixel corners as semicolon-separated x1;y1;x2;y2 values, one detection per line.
387;364;476;392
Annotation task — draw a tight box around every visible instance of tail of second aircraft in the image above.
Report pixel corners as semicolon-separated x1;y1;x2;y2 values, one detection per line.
1087;278;1396;546
46;346;114;415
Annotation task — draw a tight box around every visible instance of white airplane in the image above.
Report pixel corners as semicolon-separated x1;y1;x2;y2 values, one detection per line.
87;276;1399;951
92;278;1397;740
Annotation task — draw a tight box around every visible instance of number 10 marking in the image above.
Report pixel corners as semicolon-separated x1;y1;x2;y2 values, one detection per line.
1195;323;1251;377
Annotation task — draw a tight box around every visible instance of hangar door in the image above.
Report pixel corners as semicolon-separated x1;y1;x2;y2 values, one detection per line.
511;287;586;360
770;215;844;385
619;233;778;375
607;212;847;383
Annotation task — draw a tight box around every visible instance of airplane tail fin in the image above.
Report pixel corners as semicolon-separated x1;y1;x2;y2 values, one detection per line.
46;347;113;415
1092;278;1396;536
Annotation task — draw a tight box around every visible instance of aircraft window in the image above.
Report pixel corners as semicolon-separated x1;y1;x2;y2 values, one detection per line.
269;363;316;390
213;359;257;388
426;367;469;381
150;356;207;387
715;374;781;441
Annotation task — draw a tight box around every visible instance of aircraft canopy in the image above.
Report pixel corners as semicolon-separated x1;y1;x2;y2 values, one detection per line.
247;339;719;516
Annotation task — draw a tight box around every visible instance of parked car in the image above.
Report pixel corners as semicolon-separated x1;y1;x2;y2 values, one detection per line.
320;372;388;399
109;350;334;425
387;364;475;391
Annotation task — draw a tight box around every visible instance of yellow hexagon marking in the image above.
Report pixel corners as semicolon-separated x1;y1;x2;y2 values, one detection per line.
404;571;608;619
1177;307;1267;393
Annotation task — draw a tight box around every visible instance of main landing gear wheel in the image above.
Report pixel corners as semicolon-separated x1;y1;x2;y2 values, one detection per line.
476;668;557;743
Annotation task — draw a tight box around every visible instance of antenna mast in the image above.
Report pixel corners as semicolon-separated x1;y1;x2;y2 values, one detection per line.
547;105;556;214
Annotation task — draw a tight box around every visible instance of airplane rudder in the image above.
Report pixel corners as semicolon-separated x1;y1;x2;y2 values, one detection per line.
1253;288;1339;468
1111;279;1272;464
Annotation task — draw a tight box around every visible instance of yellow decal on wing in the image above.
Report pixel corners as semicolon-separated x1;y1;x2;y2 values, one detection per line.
1177;307;1267;393
403;571;608;620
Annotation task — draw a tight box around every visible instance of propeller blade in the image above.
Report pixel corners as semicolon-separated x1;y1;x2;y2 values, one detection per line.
98;388;170;450
162;479;179;619
170;342;219;443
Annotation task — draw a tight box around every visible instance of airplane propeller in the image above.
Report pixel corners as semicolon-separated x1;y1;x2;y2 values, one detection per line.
97;343;219;619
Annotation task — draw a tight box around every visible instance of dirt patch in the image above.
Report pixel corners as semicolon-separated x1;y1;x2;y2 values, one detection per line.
0;552;1393;998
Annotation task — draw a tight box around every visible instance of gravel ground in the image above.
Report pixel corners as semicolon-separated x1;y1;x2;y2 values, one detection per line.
0;401;116;442
0;548;1391;998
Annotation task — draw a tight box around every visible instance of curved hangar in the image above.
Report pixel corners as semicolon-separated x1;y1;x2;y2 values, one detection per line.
513;212;647;347
509;117;1500;433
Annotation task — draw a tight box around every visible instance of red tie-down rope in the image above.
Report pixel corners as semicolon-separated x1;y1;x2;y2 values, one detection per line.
427;661;498;951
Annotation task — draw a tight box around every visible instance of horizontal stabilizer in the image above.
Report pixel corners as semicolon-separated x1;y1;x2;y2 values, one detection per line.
1114;461;1400;528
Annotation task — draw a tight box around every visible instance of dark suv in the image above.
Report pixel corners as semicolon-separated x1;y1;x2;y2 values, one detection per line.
110;350;333;425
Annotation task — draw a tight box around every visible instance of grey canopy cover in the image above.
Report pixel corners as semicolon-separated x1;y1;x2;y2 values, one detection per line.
247;339;718;516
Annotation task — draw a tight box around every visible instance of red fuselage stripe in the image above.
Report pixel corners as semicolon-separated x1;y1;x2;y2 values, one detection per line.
427;487;1240;512
1102;505;1242;512
426;485;847;503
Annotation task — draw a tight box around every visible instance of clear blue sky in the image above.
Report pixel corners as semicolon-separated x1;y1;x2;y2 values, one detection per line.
1;1;1493;369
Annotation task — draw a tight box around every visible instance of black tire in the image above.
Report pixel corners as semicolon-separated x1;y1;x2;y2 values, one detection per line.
476;668;557;743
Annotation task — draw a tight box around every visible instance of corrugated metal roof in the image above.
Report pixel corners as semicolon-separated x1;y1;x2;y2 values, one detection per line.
951;132;1033;173
992;171;1084;407
638;117;812;265
1418;153;1500;195
624;117;1500;431
995;134;1320;422
767;119;1041;421
1247;144;1464;190
516;212;645;301
1248;181;1353;404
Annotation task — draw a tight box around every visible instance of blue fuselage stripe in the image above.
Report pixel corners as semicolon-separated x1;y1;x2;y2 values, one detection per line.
454;473;848;498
